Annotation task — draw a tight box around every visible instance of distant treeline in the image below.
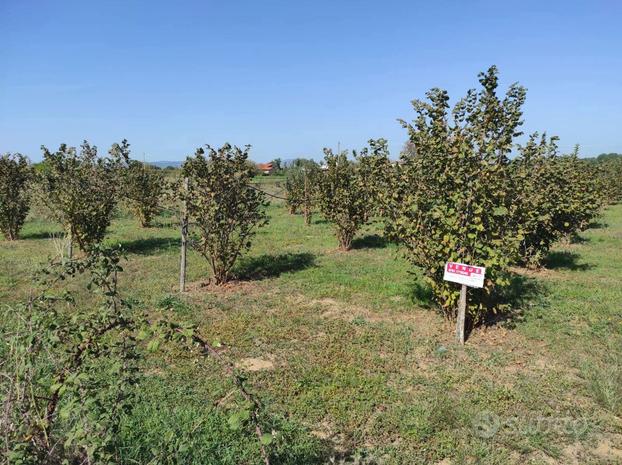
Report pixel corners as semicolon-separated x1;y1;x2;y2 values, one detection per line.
585;152;622;162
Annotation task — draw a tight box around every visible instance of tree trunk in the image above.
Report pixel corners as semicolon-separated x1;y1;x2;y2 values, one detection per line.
5;226;18;241
140;210;152;228
214;269;228;285
338;231;352;251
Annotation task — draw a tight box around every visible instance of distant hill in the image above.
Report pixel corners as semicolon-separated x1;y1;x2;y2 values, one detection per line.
148;161;183;169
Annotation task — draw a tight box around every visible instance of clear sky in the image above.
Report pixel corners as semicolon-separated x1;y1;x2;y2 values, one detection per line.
1;0;621;162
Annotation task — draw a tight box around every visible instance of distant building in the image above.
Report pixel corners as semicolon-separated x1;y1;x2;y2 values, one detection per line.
256;162;274;175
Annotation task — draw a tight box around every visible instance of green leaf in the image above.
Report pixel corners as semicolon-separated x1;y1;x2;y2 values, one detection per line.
493;206;508;216
147;339;160;353
260;433;273;445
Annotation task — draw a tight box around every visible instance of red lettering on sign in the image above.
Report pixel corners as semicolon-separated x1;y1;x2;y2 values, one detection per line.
446;262;482;277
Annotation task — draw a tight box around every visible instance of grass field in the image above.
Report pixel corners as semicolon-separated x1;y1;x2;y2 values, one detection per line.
1;182;621;464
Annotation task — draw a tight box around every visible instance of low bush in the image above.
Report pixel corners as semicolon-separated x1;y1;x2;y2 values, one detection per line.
387;66;527;319
38;141;124;253
0;153;33;240
114;140;167;227
593;155;622;204
317;148;370;250
1;247;290;464
354;138;393;220
285;160;320;224
510;136;602;267
386;67;605;318
181;143;269;284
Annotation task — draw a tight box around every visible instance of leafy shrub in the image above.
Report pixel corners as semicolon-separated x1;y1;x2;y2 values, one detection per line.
354;138;393;220
1;247;141;464
0;153;33;240
549;147;603;239
182;144;269;284
387;66;526;319
270;157;283;174
317;148;370;250
510;137;603;266
1;247;286;464
596;156;622;204
246;159;261;177
38;141;123;253
114;140;167;227
284;160;320;224
285;169;303;214
509;134;564;267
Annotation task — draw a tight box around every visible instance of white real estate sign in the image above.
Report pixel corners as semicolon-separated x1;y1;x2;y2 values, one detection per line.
443;261;486;288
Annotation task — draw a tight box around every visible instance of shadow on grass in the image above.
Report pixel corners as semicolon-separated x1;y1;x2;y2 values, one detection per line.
544;251;593;271
408;279;435;309
117;237;180;255
587;221;608;229
408;272;546;341
235;252;315;280
149;219;178;229
351;234;389;249
20;230;63;240
480;273;546;330
569;233;590;244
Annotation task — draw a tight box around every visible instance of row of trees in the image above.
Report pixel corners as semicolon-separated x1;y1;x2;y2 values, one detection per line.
386;68;606;317
283;67;617;319
0;141;167;252
0;67;620;321
597;156;622;202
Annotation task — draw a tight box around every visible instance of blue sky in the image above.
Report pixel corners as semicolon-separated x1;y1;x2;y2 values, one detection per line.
1;0;621;162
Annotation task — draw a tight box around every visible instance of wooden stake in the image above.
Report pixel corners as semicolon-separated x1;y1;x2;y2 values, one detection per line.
179;177;189;293
456;284;467;344
303;167;311;226
67;230;73;260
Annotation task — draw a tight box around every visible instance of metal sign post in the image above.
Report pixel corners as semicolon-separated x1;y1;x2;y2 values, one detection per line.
443;261;486;344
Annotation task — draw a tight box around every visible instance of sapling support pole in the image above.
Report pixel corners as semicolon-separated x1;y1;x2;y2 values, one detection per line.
67;230;73;260
456;284;467;344
303;167;311;226
179;177;189;292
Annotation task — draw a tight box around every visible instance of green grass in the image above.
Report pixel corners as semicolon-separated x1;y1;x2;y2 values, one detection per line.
2;189;621;464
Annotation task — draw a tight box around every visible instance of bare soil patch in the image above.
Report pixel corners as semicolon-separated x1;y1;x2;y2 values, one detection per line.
235;356;276;371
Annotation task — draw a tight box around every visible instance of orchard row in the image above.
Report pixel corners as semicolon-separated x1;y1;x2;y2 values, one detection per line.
1;67;621;321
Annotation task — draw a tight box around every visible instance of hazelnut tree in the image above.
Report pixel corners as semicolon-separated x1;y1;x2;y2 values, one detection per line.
510;135;603;267
388;66;526;319
284;159;320;225
181;144;269;284
317;147;373;250
112;140;167;227
0;153;33;240
38;141;123;254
